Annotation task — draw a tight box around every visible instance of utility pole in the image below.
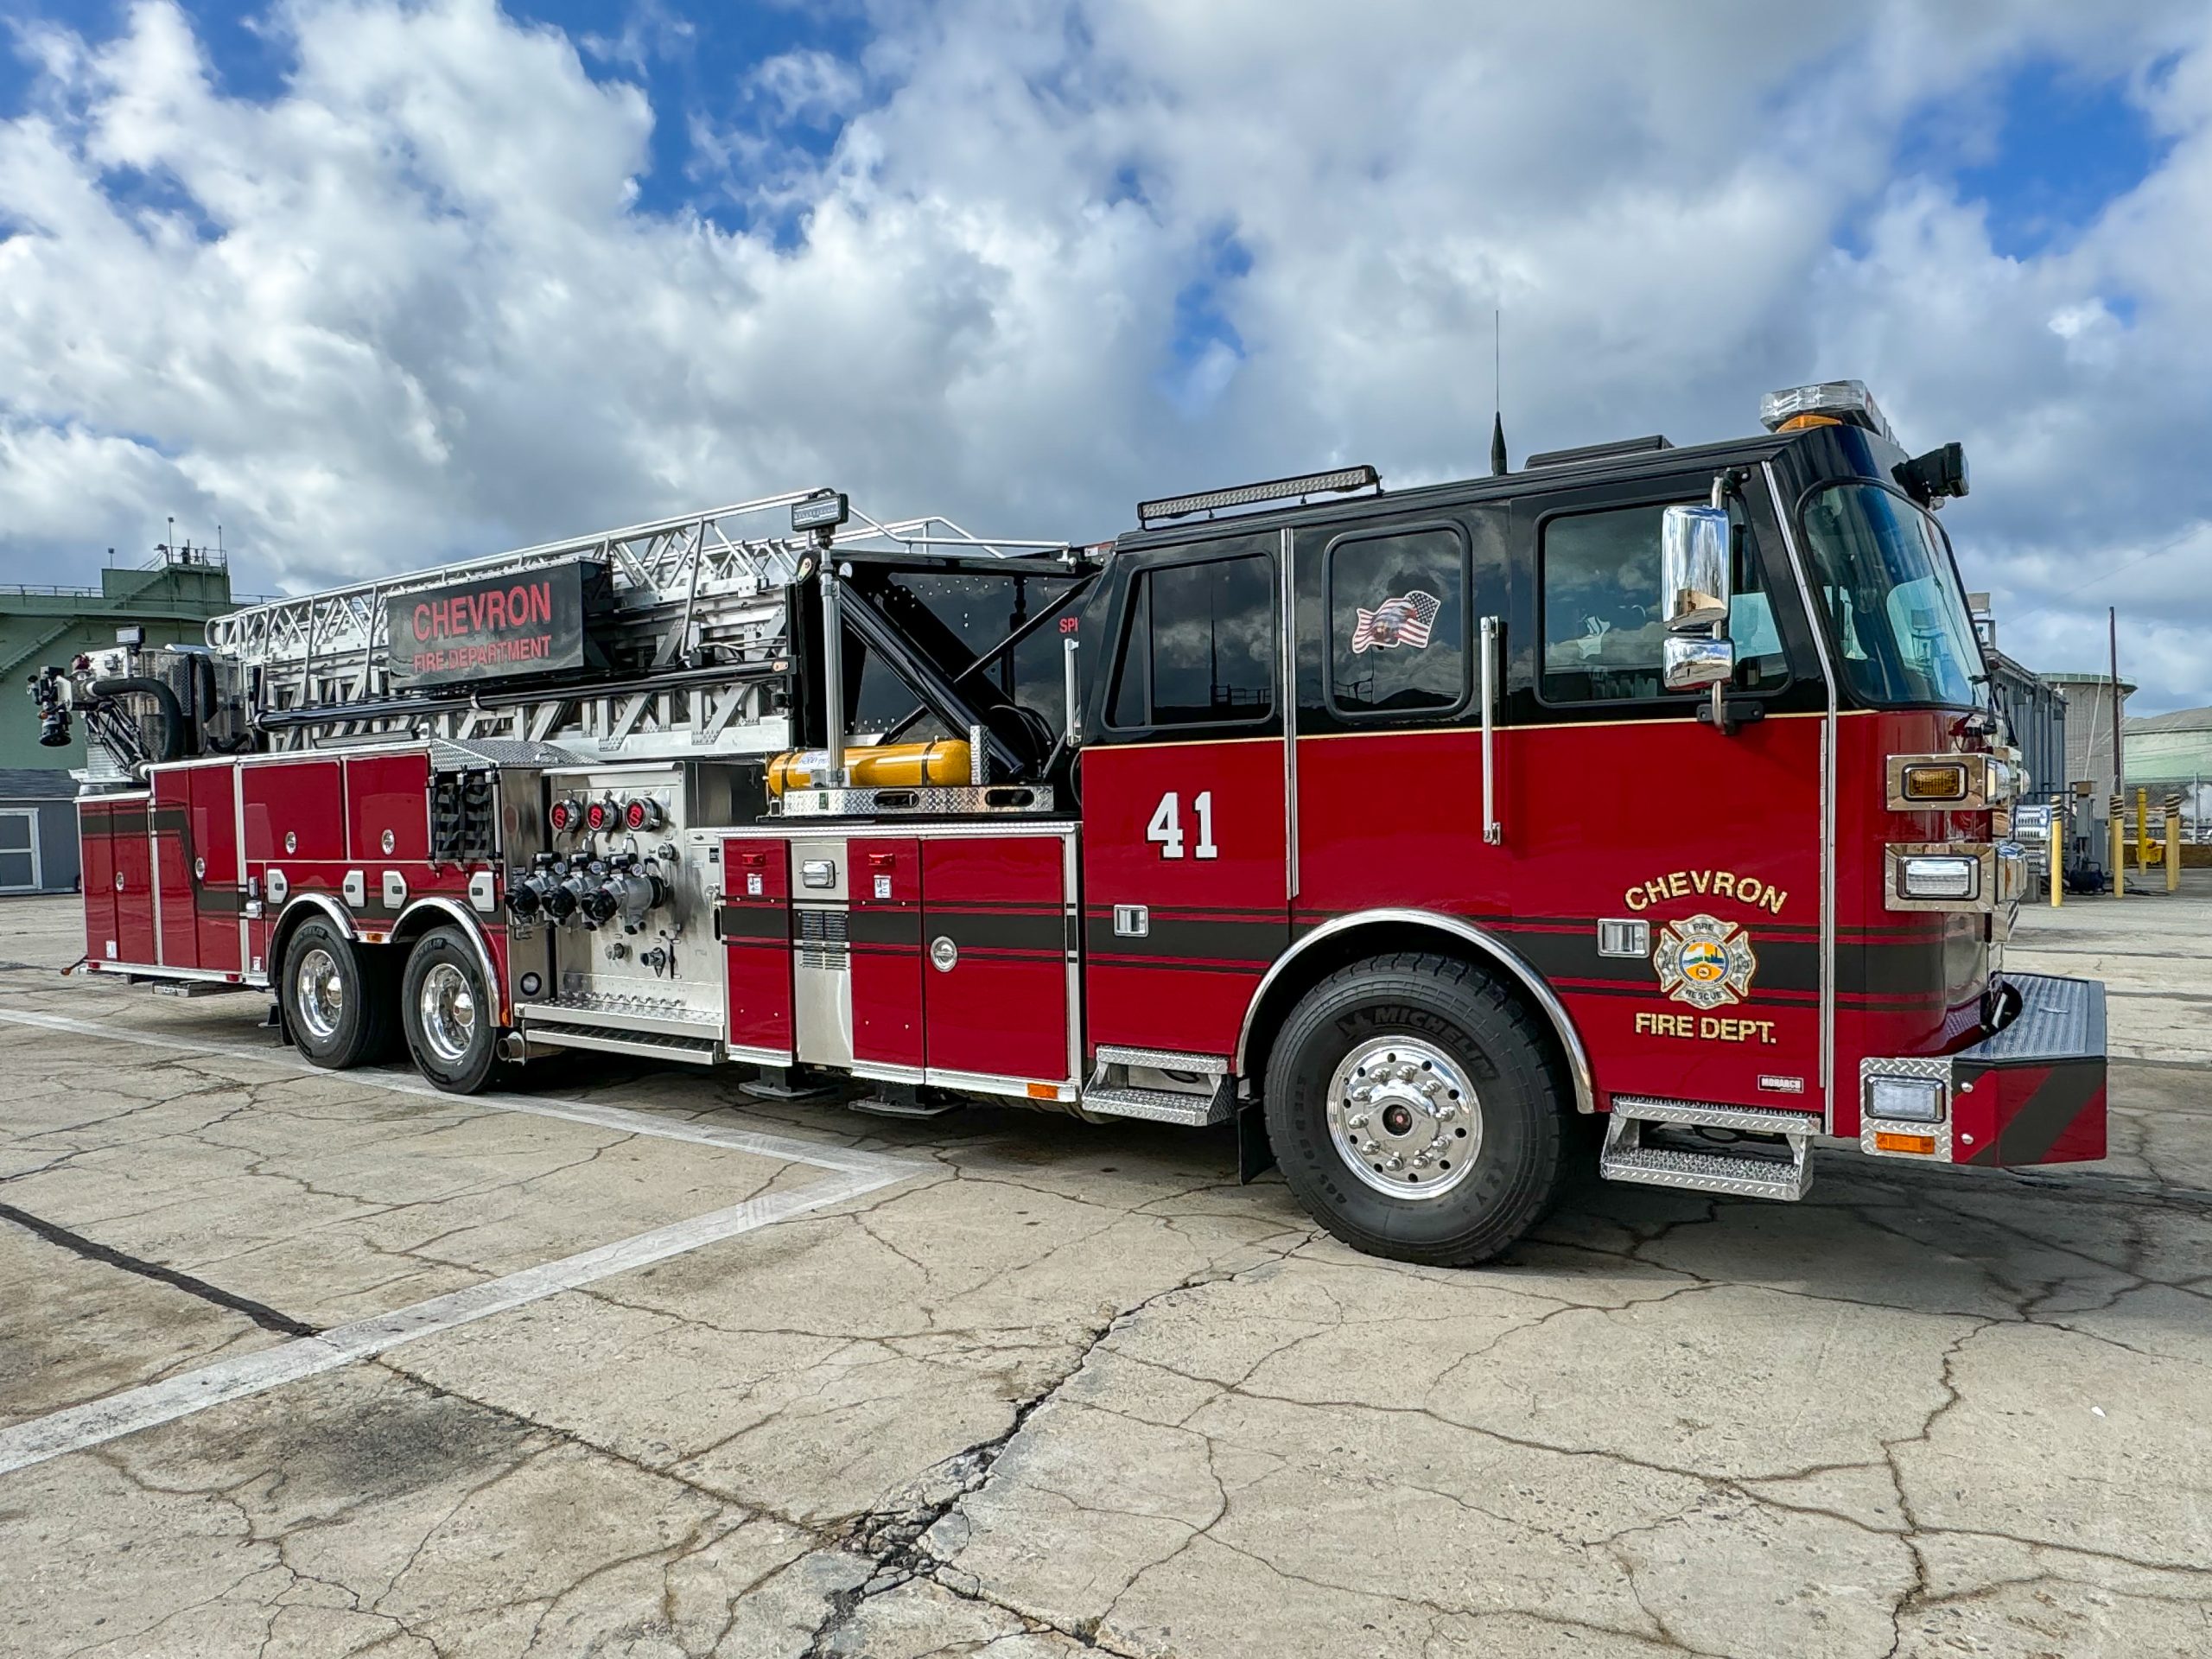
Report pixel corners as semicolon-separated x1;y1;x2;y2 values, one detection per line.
2108;607;2123;803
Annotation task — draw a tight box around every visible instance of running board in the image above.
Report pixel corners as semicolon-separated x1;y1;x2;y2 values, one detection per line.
1082;1046;1231;1127
1080;1083;1231;1127
1599;1096;1814;1202
516;1016;721;1065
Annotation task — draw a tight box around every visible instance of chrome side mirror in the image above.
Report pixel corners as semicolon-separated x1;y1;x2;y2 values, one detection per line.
1662;500;1736;695
1662;505;1732;631
1663;633;1735;690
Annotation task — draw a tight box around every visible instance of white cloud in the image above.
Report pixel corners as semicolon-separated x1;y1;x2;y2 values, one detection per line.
2;0;2210;706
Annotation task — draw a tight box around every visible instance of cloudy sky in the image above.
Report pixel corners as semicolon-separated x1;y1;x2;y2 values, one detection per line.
3;0;2209;709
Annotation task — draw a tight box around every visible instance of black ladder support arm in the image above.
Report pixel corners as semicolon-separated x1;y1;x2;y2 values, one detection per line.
832;579;1030;780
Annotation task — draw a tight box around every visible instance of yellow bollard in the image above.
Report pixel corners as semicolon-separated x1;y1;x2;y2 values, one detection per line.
2050;796;2064;907
2138;786;2151;872
2111;796;2125;896
2169;793;2183;894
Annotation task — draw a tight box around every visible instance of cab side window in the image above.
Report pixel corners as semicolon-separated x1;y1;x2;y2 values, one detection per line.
1540;502;1787;703
1325;526;1469;717
1108;552;1274;729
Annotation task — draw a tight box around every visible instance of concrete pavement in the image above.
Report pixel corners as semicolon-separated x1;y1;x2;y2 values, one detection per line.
0;887;2206;1657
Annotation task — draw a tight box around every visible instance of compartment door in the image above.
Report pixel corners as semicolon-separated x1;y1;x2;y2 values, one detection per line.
79;804;118;963
112;802;156;965
192;766;243;974
923;834;1073;1087
153;773;197;969
849;836;925;1072
721;838;794;1061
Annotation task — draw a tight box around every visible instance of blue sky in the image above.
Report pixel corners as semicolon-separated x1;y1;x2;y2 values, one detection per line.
2;2;2209;707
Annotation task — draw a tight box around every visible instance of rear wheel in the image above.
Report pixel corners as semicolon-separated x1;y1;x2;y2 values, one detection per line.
280;916;395;1071
400;925;512;1095
1263;952;1569;1265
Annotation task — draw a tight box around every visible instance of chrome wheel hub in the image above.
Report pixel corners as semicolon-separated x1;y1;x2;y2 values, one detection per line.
295;947;345;1041
1325;1035;1482;1200
417;962;478;1066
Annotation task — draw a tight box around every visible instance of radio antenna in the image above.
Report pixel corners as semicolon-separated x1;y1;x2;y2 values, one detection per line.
1489;308;1509;476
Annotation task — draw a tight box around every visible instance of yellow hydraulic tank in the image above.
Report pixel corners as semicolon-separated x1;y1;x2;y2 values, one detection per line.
766;740;975;798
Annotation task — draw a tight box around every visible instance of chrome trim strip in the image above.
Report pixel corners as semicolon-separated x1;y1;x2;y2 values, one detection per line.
724;1041;796;1066
927;1065;1077;1103
1231;907;1595;1114
1281;525;1299;899
1479;616;1502;845
276;891;357;942
1764;460;1839;1127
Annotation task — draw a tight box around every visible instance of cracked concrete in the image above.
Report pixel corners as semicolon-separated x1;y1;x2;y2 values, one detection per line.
1;891;2209;1656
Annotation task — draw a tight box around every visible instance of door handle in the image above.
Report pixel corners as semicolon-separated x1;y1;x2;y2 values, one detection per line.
1480;615;1503;845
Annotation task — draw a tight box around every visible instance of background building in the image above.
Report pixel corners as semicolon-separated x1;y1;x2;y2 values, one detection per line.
0;545;236;773
0;767;82;893
2126;706;2212;838
2045;671;2134;802
1968;594;2068;796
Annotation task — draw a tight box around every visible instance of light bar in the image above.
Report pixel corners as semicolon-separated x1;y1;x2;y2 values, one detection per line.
791;492;850;534
1759;380;1896;445
1139;464;1379;529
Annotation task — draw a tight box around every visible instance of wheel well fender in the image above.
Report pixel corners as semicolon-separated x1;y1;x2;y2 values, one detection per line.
392;897;505;1023
1234;910;1595;1114
268;892;355;983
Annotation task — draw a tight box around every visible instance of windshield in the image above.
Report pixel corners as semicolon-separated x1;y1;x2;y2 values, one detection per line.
1801;483;1986;709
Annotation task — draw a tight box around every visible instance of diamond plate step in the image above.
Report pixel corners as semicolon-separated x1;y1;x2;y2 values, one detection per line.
1080;1084;1230;1128
1599;1141;1808;1202
1600;1096;1813;1201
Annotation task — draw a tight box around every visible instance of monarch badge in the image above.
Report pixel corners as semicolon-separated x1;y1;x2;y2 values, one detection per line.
1653;912;1757;1010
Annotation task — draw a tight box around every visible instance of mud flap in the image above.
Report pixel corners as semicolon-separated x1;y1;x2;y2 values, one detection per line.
1236;1096;1275;1183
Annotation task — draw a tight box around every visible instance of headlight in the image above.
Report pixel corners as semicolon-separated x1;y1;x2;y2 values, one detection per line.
1899;855;1979;900
1866;1075;1946;1123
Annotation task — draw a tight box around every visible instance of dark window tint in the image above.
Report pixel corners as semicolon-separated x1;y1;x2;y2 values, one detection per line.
1108;554;1274;728
1327;528;1468;715
1541;502;1787;703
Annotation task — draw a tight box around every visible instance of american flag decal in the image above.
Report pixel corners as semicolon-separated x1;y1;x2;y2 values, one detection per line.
1350;589;1441;653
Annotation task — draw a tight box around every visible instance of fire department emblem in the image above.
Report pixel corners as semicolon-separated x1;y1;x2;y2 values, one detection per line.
1653;913;1757;1010
1350;589;1440;652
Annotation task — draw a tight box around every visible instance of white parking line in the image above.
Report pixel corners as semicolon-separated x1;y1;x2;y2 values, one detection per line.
0;1166;902;1477
0;1004;925;1478
0;1006;906;1177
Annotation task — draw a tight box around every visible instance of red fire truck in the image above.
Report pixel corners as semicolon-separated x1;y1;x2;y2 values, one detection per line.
30;380;2107;1263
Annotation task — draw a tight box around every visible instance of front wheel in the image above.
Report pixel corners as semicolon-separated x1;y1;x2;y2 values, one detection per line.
400;926;512;1095
1263;952;1569;1265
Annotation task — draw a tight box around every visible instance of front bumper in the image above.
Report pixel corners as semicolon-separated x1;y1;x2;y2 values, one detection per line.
1859;973;2107;1167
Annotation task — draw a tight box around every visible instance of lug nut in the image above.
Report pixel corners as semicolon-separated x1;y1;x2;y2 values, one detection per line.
1346;1113;1370;1129
1384;1154;1405;1171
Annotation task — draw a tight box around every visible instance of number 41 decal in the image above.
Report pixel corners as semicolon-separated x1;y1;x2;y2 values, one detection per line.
1147;791;1218;860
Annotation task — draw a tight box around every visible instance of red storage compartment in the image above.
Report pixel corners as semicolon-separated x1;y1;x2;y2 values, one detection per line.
721;837;793;1059
111;801;156;965
849;836;924;1071
922;834;1072;1086
191;764;243;974
79;803;118;963
244;759;345;863
153;772;197;969
346;753;429;863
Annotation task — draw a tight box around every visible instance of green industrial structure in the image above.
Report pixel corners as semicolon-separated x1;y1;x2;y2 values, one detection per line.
0;548;236;773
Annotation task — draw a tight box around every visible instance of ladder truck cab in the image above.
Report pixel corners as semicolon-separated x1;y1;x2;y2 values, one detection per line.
34;381;2107;1265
